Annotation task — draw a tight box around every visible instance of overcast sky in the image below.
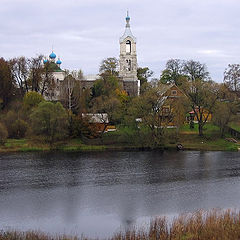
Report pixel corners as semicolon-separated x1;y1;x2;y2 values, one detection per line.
1;0;240;81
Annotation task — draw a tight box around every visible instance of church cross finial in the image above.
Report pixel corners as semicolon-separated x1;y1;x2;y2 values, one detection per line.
126;10;130;28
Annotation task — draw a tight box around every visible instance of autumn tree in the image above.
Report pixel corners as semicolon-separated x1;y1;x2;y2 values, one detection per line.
0;123;8;145
92;74;120;98
183;60;210;82
182;79;220;136
10;56;29;97
23;91;45;112
41;60;56;97
128;84;173;147
213;85;238;137
28;55;44;92
30;102;68;145
0;58;16;109
137;67;153;93
213;101;237;137
160;59;184;85
99;57;119;76
224;64;240;92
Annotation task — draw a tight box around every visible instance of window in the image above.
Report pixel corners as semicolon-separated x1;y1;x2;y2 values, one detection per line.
171;90;177;95
126;40;131;53
162;107;170;114
126;59;131;71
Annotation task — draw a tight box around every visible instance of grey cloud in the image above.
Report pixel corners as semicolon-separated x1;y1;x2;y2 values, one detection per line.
1;0;240;81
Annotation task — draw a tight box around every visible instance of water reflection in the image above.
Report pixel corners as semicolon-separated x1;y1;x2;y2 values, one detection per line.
0;151;239;237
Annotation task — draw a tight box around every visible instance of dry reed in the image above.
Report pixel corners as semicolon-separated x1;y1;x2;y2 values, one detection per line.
1;209;240;240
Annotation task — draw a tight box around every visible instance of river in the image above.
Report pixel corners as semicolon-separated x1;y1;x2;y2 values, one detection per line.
0;151;240;238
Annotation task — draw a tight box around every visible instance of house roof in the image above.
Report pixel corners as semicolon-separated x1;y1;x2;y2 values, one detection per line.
82;74;100;81
157;84;174;96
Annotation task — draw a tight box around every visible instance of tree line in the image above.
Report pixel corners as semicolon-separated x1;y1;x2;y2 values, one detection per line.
0;55;239;147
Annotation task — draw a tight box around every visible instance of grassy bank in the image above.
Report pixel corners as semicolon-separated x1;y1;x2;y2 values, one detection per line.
1;209;240;240
0;123;239;153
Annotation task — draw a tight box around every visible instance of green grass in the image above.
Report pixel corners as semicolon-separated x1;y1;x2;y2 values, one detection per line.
180;122;220;135
0;122;239;153
61;144;106;152
229;122;240;132
166;123;239;151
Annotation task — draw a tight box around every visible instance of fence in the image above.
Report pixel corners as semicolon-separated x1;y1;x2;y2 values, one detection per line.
225;126;240;139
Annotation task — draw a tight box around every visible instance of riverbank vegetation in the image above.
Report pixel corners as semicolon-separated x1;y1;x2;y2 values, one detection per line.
0;122;238;152
0;56;240;152
1;209;240;240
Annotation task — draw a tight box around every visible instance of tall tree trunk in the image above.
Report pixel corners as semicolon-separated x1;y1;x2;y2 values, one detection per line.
198;123;203;136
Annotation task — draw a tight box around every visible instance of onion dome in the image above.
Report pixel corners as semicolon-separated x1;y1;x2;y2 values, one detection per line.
56;58;62;65
49;51;56;59
43;59;48;64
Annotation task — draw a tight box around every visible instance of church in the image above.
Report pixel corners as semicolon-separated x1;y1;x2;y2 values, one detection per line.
45;13;140;98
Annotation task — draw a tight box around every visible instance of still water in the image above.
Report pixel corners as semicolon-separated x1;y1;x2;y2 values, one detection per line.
0;151;240;237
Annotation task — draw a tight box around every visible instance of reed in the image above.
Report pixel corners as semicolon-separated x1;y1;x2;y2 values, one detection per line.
1;209;240;240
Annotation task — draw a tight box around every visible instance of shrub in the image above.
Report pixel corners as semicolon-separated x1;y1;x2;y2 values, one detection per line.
70;114;94;138
11;119;28;138
23;91;44;111
2;110;16;137
2;111;28;138
0;122;8;145
30;102;68;145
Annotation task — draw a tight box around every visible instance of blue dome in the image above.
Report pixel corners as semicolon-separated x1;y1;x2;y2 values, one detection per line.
126;16;130;21
56;59;62;65
43;59;48;64
49;52;56;59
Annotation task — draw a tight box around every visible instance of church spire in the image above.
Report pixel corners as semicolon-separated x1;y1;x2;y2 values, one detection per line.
120;11;136;43
126;11;130;28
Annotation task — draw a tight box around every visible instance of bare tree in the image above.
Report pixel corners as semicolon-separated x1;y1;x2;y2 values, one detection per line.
183;60;210;82
28;55;44;93
60;75;80;112
182;79;220;136
224;64;240;92
70;69;84;80
160;59;183;85
41;61;56;98
10;56;29;97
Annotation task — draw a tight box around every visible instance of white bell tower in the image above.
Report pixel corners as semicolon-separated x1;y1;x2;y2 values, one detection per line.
119;12;140;96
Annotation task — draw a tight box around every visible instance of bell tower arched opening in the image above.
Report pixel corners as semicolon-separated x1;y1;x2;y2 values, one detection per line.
126;40;131;53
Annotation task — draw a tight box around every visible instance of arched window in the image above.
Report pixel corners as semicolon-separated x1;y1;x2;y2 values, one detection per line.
126;40;131;53
126;59;131;71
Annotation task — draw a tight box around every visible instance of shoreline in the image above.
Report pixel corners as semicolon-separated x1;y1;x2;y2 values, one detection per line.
0;140;238;153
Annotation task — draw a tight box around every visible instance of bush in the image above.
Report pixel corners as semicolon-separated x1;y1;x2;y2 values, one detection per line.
166;129;179;144
11;119;28;138
2;110;16;137
2;111;28;138
70;114;95;138
23;91;44;111
0;122;8;145
30;102;68;145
